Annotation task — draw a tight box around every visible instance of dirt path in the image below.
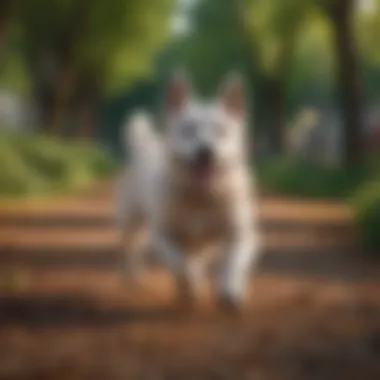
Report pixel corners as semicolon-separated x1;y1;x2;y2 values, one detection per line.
0;179;379;380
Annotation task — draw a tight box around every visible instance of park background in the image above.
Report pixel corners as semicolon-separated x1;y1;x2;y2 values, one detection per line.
0;1;380;379
2;1;380;215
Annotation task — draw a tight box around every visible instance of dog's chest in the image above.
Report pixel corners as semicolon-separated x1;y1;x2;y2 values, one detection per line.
163;191;232;251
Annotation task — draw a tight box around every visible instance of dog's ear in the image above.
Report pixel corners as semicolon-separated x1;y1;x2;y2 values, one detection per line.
219;72;246;119
165;70;190;114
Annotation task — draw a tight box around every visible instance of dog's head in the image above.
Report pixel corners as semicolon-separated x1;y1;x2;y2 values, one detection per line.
164;71;248;187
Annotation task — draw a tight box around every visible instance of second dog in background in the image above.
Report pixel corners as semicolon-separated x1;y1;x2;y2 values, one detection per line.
118;71;260;311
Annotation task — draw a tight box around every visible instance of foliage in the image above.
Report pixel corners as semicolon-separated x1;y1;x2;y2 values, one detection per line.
17;0;174;94
243;0;313;77
287;13;335;110
257;157;372;199
171;0;335;130
172;0;314;93
1;0;380;153
0;50;30;94
171;0;380;137
0;130;117;196
356;0;380;65
171;0;253;96
351;179;380;252
357;0;380;102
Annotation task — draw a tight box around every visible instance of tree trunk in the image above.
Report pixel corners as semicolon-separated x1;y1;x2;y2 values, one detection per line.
271;78;287;155
74;75;100;139
49;64;76;135
76;98;97;139
31;57;56;132
30;57;76;134
329;0;363;165
0;1;11;54
48;0;93;135
256;77;286;155
24;0;92;134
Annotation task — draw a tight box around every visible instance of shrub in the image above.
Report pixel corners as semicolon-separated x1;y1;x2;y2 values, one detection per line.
0;141;48;195
258;157;380;251
0;131;118;197
68;142;118;177
351;180;380;252
257;158;370;199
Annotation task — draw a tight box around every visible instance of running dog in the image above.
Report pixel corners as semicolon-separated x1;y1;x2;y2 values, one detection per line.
117;71;260;310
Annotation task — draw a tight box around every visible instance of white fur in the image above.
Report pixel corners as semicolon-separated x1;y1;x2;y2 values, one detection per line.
117;77;260;308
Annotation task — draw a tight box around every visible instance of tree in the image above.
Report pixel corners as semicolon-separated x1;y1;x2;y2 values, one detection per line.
0;0;12;54
240;0;312;155
174;0;254;96
316;0;364;164
357;0;380;102
16;0;174;135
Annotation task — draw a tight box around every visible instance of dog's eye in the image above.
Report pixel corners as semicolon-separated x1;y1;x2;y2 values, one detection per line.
181;121;196;138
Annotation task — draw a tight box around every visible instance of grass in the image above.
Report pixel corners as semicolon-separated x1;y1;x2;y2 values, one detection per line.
0;131;118;197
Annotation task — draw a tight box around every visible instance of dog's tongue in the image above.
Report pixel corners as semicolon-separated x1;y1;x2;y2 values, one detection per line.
192;163;213;185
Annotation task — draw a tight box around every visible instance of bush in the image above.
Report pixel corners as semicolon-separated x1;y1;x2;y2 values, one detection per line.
258;156;380;251
0;131;118;197
351;180;380;252
257;158;371;199
68;142;118;177
0;141;48;195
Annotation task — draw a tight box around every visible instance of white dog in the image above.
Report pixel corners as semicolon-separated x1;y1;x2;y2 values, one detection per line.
117;72;260;310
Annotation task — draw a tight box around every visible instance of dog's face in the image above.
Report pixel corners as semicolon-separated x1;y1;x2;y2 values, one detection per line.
164;72;247;186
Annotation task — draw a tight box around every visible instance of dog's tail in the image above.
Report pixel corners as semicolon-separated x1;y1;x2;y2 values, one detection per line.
123;111;159;160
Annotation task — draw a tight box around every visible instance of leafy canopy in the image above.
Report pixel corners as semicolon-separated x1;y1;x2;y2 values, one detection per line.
17;0;174;93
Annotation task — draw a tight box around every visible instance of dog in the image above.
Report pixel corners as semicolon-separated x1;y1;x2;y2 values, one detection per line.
117;71;260;310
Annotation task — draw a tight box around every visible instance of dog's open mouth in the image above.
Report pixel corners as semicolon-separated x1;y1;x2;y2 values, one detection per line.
191;162;214;185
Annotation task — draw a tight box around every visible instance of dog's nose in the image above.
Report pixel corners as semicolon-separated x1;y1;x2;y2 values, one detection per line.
196;145;213;165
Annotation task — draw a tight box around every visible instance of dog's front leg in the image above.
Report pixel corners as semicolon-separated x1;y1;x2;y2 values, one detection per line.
218;203;260;310
153;231;204;304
